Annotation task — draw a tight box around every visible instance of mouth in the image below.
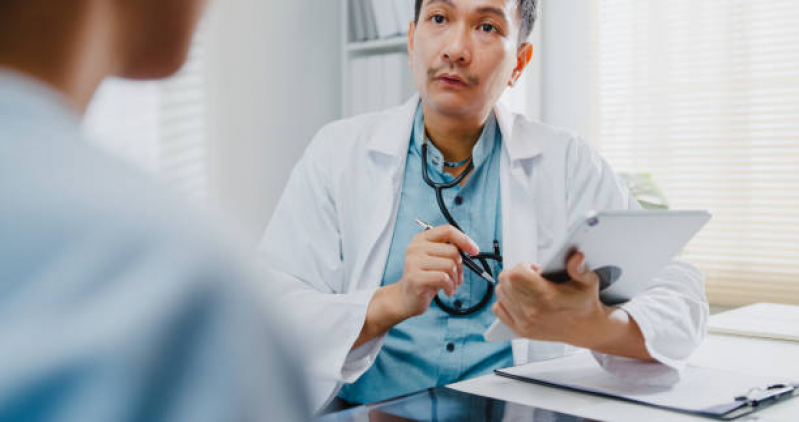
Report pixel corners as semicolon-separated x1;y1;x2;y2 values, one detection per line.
435;73;469;87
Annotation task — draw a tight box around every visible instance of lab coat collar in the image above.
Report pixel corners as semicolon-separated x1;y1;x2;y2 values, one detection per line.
493;100;544;163
366;96;418;159
367;94;544;163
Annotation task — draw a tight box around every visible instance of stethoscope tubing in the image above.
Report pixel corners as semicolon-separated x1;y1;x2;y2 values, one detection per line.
420;141;500;317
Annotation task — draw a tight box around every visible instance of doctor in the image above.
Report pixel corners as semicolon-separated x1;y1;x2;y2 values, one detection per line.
261;0;707;410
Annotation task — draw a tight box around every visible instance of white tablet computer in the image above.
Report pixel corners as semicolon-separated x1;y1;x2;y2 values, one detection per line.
484;209;711;342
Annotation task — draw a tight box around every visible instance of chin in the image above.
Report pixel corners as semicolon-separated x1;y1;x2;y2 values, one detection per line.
426;92;482;118
118;43;193;81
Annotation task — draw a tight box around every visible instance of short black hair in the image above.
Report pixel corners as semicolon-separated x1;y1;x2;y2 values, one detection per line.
414;0;538;44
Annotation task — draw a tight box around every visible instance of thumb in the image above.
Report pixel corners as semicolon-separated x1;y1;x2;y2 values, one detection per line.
566;252;599;287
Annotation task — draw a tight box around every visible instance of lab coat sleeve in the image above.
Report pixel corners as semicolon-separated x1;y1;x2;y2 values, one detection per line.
564;136;709;373
259;127;385;395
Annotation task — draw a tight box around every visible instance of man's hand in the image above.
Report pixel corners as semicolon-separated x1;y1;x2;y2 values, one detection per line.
492;252;605;345
492;252;653;361
352;225;479;349
392;225;479;319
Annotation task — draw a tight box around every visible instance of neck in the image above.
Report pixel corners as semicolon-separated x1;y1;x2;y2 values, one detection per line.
0;4;114;114
422;102;491;163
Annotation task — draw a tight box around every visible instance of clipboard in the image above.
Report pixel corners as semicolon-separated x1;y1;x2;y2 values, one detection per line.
484;209;711;342
494;352;799;420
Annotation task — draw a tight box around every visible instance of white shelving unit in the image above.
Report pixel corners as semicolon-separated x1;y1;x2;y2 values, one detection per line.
345;36;407;54
340;0;416;118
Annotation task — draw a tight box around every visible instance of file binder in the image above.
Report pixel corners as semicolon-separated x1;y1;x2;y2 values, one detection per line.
495;352;799;420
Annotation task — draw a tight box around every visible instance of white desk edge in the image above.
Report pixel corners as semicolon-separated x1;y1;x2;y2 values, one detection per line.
448;334;799;422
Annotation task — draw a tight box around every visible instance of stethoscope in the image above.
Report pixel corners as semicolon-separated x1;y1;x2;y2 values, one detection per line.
421;141;503;316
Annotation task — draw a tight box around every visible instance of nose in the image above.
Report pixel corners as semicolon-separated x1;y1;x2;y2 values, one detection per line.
441;24;471;65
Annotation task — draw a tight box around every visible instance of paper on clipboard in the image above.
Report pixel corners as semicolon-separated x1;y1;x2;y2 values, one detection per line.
496;352;798;419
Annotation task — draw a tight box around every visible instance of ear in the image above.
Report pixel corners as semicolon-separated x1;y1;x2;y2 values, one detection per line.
508;42;533;87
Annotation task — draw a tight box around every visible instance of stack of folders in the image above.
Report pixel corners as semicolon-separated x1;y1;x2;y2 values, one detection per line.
496;352;799;420
350;0;415;42
708;303;799;342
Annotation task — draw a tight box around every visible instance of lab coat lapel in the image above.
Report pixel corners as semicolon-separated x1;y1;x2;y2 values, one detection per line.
352;97;418;290
496;104;568;365
495;103;544;271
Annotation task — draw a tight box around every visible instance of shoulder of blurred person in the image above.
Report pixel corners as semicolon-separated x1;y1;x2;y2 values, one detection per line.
0;70;310;422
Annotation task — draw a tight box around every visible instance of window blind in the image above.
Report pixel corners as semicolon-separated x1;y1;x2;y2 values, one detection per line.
593;0;799;306
83;29;209;205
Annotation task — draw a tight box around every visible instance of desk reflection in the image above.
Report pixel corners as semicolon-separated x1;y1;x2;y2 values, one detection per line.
317;387;600;422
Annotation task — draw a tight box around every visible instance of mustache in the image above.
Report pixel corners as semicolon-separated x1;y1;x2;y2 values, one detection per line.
427;66;479;86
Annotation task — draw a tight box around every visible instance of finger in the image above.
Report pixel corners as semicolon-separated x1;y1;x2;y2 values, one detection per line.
492;301;517;329
424;243;464;286
418;271;456;296
496;278;526;318
422;225;479;256
419;256;460;290
499;265;552;318
496;279;521;314
425;243;461;262
516;262;541;277
458;257;464;286
504;263;546;294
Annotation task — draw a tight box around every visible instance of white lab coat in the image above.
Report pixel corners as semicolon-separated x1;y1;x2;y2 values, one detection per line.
260;96;709;411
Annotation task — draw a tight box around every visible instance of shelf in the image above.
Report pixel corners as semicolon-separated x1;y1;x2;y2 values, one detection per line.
346;36;407;54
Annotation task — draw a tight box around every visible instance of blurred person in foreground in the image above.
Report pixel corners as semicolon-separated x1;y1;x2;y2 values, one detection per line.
0;1;309;421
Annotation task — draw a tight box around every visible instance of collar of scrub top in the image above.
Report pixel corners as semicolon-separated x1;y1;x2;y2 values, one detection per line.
411;101;499;182
365;96;544;164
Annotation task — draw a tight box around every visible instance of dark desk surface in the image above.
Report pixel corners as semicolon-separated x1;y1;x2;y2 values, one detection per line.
317;386;598;422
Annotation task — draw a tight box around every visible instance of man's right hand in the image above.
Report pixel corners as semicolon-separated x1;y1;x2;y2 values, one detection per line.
392;225;479;318
352;225;479;349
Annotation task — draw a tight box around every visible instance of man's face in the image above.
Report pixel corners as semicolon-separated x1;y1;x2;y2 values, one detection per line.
113;0;208;80
409;0;525;120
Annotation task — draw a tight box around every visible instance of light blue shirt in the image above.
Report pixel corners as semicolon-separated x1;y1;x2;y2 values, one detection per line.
339;103;512;404
0;69;309;422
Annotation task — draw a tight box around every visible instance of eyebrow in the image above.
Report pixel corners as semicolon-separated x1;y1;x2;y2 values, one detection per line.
424;0;509;22
476;6;508;21
424;0;455;8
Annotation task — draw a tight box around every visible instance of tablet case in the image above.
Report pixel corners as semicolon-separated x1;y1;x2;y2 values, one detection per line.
485;209;711;342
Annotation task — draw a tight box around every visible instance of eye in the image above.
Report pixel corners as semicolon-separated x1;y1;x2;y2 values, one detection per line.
431;14;446;24
480;23;497;33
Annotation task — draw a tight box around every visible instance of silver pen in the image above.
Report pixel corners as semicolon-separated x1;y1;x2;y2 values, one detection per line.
414;218;496;285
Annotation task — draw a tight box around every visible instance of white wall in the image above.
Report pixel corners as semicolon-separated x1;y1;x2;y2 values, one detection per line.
499;3;543;122
540;0;595;141
205;0;342;243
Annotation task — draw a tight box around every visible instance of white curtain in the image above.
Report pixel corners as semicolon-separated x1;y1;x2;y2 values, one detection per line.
593;0;799;306
83;30;209;205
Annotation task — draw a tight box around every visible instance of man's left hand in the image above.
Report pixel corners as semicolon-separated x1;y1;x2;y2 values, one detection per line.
492;252;609;348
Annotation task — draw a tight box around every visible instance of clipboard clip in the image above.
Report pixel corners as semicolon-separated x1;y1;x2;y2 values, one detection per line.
734;383;798;407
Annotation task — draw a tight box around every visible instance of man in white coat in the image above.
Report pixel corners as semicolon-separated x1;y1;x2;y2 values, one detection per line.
261;0;708;411
0;0;309;420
